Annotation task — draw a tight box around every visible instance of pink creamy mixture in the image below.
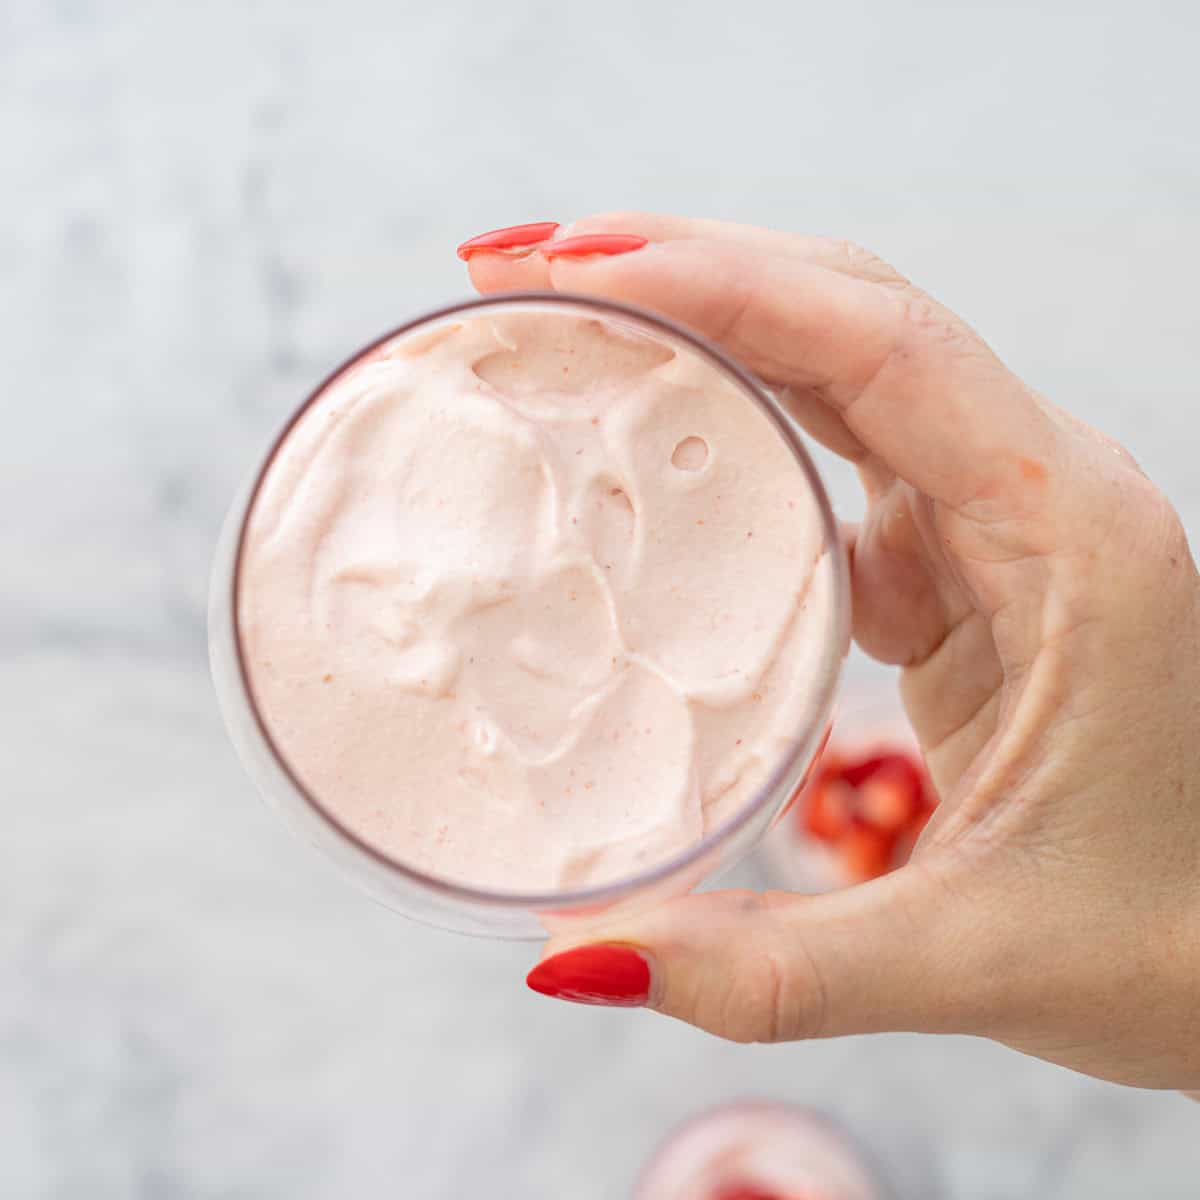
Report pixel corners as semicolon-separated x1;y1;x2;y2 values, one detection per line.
238;310;832;891
637;1106;880;1200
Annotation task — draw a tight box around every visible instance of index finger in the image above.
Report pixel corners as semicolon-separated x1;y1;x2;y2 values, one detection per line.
477;229;1059;516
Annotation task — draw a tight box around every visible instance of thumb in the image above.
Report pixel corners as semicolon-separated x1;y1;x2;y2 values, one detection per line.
527;866;994;1043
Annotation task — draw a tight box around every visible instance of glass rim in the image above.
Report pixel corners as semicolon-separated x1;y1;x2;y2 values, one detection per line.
226;290;849;911
634;1100;895;1199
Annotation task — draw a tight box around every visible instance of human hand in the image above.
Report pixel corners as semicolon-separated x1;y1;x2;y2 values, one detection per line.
462;214;1200;1090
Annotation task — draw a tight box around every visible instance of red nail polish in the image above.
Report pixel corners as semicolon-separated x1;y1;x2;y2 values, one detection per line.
540;233;648;259
526;944;650;1007
456;221;560;261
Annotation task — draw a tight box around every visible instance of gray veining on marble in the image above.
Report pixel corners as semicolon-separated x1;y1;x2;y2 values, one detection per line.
3;2;1199;1196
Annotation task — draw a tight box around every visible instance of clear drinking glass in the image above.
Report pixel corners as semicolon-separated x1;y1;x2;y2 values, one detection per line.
209;293;848;938
635;1102;896;1200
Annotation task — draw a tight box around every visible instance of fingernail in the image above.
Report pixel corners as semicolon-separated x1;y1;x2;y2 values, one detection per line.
540;233;648;260
526;944;651;1007
456;221;560;261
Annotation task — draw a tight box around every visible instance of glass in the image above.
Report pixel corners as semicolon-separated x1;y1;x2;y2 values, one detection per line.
635;1102;896;1200
209;293;848;938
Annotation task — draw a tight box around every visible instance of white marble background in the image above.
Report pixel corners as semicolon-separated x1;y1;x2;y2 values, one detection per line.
3;1;1199;1196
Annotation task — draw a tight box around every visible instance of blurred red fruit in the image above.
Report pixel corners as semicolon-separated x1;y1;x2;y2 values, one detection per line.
840;819;895;882
802;774;854;841
858;757;922;831
796;743;937;881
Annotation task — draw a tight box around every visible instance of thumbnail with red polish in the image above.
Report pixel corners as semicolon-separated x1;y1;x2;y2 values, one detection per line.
526;944;651;1007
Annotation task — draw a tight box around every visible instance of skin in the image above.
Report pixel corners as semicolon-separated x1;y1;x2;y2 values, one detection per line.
467;213;1200;1092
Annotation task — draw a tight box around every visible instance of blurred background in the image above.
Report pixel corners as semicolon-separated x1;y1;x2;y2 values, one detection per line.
4;1;1199;1196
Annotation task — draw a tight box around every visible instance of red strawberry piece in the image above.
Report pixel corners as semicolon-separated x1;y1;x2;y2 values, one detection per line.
801;775;855;842
839;753;890;788
794;742;938;881
840;818;896;882
840;748;917;788
858;756;923;831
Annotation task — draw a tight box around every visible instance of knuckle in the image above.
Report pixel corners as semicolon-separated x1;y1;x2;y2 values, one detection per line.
575;209;646;234
896;291;972;352
826;236;872;267
1056;475;1194;637
1089;426;1142;473
1110;475;1187;561
735;946;825;1044
708;956;783;1043
753;949;805;1043
671;892;830;1045
870;291;995;399
1140;489;1191;568
709;921;824;1044
825;238;907;285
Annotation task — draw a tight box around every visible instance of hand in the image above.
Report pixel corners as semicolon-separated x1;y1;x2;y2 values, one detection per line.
465;213;1200;1090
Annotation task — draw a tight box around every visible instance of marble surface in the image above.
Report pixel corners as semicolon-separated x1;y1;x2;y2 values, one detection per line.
4;2;1199;1196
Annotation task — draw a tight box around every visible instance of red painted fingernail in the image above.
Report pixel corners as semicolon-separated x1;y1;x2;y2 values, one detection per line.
456;221;560;261
540;233;648;259
526;944;650;1007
